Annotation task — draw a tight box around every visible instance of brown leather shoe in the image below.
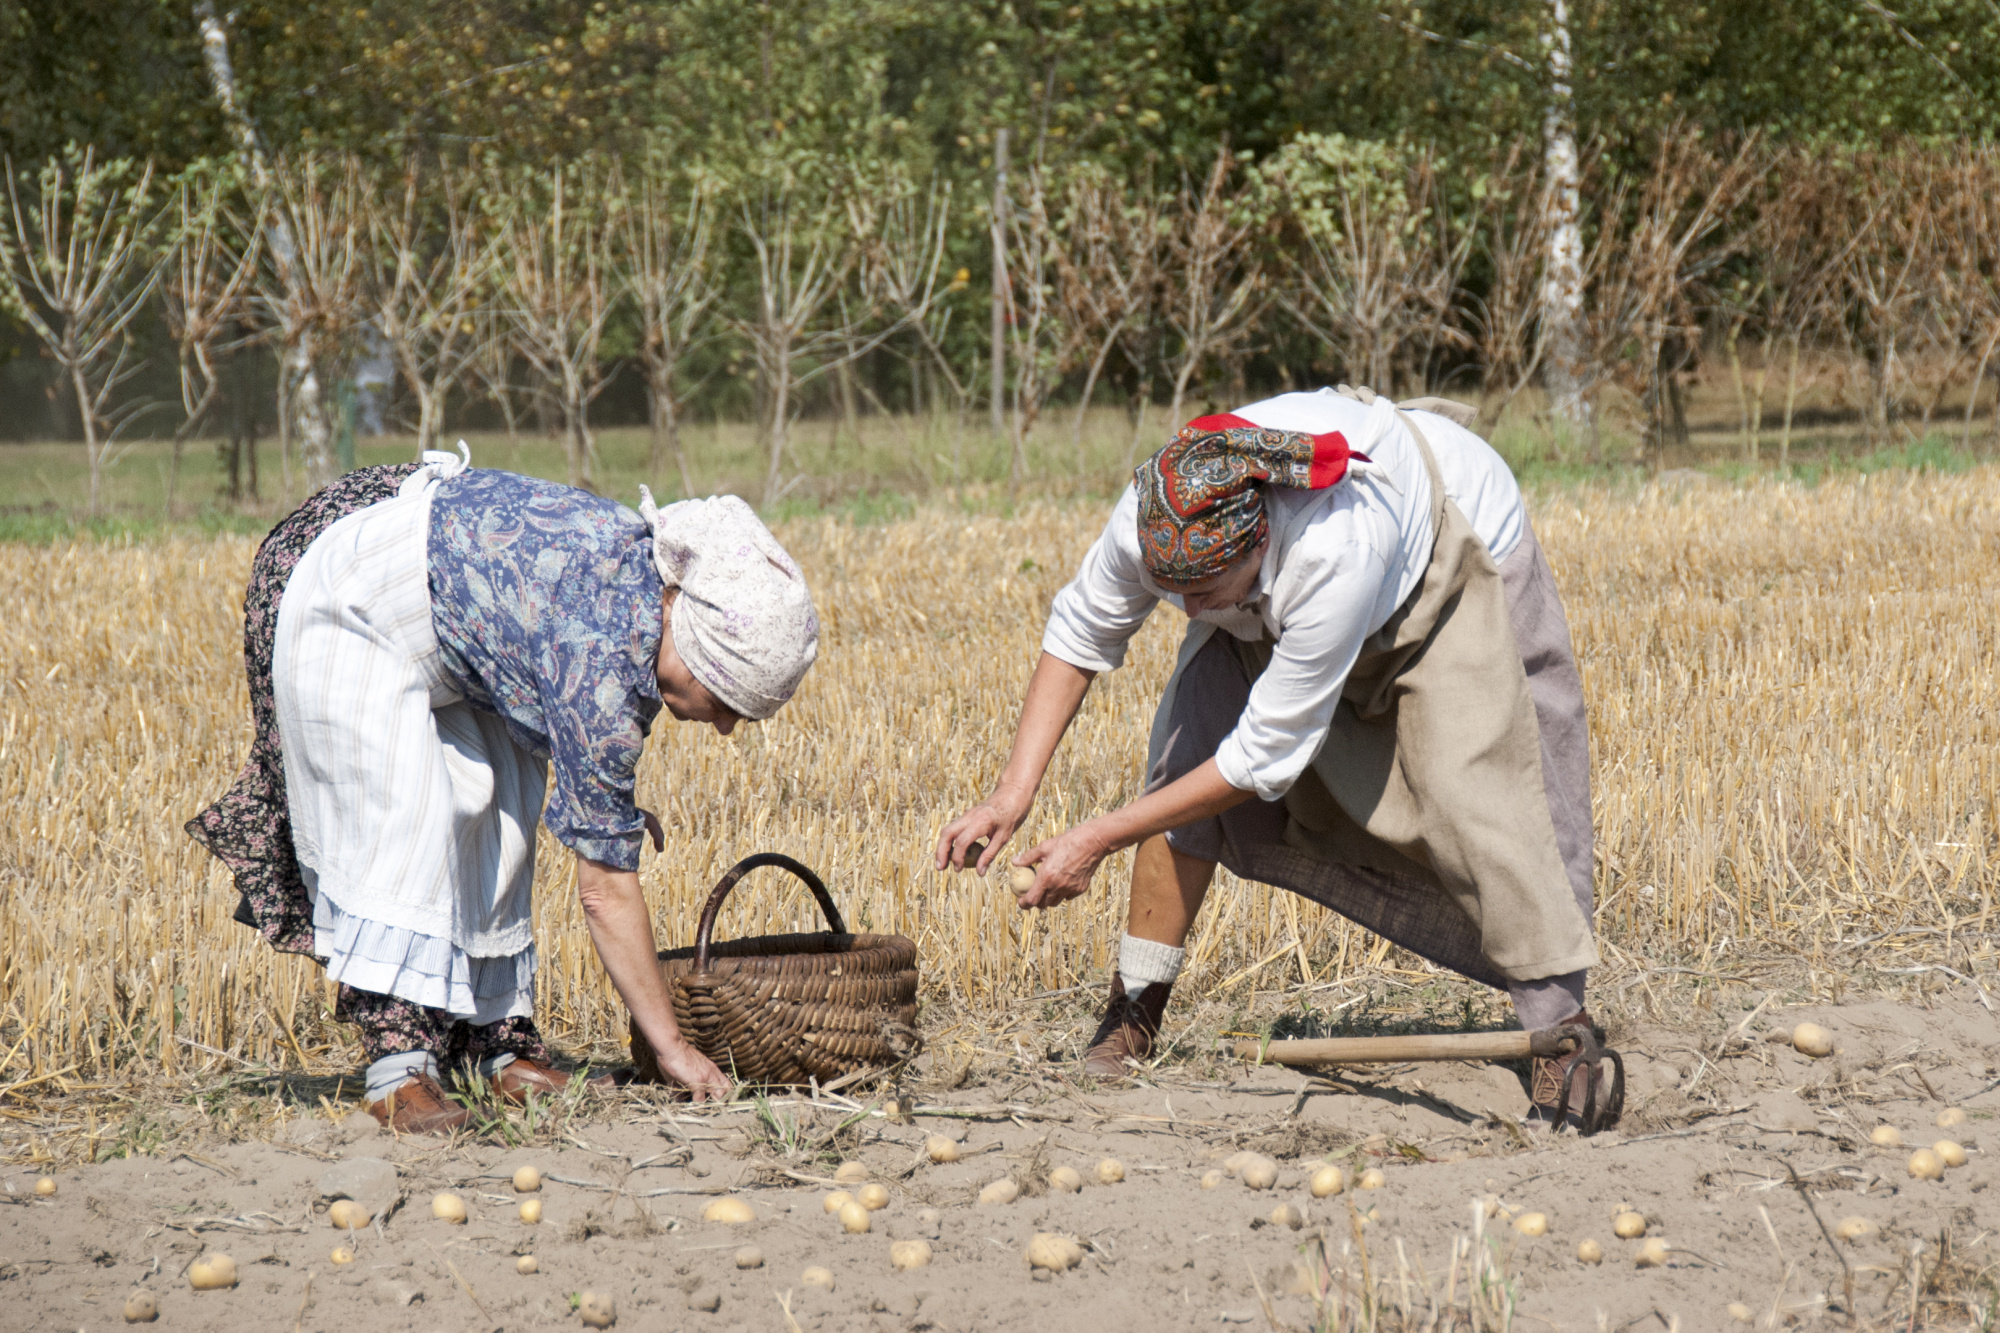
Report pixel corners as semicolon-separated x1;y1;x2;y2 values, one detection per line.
366;1072;471;1135
491;1058;618;1104
1082;975;1174;1080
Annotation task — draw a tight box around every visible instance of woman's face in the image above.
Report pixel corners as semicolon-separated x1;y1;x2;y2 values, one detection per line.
1158;537;1269;617
658;591;741;735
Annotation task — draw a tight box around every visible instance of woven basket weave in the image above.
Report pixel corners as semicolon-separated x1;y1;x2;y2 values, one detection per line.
630;853;919;1089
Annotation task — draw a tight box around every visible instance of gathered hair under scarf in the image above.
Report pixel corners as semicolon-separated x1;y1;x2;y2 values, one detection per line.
1134;413;1367;584
636;489;820;720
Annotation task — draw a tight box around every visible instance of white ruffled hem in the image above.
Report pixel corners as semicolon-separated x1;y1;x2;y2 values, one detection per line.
314;894;535;1025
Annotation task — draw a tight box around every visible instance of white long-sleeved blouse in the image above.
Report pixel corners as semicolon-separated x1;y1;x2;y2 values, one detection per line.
1041;389;1527;801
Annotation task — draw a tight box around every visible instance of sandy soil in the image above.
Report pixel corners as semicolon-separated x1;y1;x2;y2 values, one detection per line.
5;993;1998;1332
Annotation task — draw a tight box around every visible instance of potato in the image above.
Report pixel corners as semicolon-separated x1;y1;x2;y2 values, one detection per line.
1937;1106;1968;1129
577;1289;616;1328
512;1165;543;1192
1908;1148;1945;1180
188;1253;238;1290
834;1160;871;1184
1356;1168;1386;1191
734;1246;764;1270
1223;1151;1253;1176
1576;1239;1604;1265
1309;1165;1345;1198
431;1191;467;1224
925;1135;961;1164
516;1254;538;1275
122;1289;159;1323
856;1183;890;1211
1834;1216;1875;1241
1612;1211;1647;1239
1869;1124;1902;1147
1240;1157;1279;1191
1635;1237;1669;1268
1726;1301;1753;1322
801;1266;835;1290
330;1246;355;1265
1048;1166;1083;1194
519;1198;543;1224
1200;1169;1226;1190
1791;1022;1834;1057
1934;1139;1968;1168
703;1197;756;1224
823;1190;854;1214
328;1198;371;1230
33;1177;56;1198
838;1200;872;1233
1008;866;1037;896
890;1239;933;1270
1026;1232;1083;1272
1269;1204;1304;1231
1514;1212;1549;1237
1095;1158;1125;1186
978;1178;1019;1206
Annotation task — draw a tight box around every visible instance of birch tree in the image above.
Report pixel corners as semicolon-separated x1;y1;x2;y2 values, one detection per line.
1537;0;1590;429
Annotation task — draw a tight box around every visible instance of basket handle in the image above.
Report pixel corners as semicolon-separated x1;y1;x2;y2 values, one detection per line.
693;853;845;972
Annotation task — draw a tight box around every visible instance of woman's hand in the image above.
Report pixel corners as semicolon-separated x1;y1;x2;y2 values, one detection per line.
1009;821;1114;910
648;1035;731;1103
934;791;1031;875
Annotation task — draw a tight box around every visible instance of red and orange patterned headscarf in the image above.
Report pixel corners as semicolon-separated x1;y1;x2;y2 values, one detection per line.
1134;413;1363;584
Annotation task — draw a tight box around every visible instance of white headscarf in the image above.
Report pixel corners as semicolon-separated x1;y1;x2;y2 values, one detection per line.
636;488;820;720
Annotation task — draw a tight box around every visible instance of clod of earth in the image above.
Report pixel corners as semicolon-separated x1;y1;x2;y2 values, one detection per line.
1834;1216;1875;1241
1869;1124;1902;1147
431;1191;467;1224
513;1165;542;1192
1612;1211;1647;1239
1027;1232;1083;1272
979;1178;1019;1206
1909;1148;1946;1180
1935;1140;1968;1168
1938;1106;1968;1129
122;1289;158;1323
1577;1239;1604;1265
857;1183;890;1211
1095;1158;1125;1185
702;1197;756;1224
1048;1166;1082;1193
838;1200;872;1233
801;1266;835;1290
1269;1204;1304;1231
823;1191;853;1214
1309;1165;1345;1198
33;1178;56;1198
515;1254;537;1275
734;1246;764;1270
520;1198;543;1224
834;1160;871;1184
1240;1156;1278;1190
330;1246;355;1265
925;1135;961;1164
328;1198;371;1230
1200;1169;1225;1190
1357;1168;1386;1191
188;1253;238;1290
1514;1212;1549;1237
577;1289;615;1328
890;1239;933;1270
1791;1022;1834;1057
1635;1238;1669;1268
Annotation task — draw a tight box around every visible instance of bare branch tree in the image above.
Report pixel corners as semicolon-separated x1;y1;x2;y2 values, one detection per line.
1467;141;1554;426
162;160;261;510
1160;149;1266;431
1050;165;1164;461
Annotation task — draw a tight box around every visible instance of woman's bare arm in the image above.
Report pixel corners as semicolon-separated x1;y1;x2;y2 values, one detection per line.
933;652;1096;874
1011;757;1252;908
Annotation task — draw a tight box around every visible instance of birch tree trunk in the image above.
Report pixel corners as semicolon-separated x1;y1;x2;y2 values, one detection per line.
989;127;1010;443
1538;0;1591;433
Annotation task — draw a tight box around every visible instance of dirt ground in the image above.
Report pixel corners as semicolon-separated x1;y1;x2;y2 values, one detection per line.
5;991;1999;1332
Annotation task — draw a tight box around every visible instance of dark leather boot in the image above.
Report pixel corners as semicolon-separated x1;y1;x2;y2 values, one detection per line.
1529;1008;1602;1125
1082;975;1174;1080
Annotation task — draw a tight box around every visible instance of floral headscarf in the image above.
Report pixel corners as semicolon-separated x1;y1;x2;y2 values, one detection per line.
1133;413;1364;583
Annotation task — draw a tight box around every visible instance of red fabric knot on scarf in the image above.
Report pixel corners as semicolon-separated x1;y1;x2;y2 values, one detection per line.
1134;413;1366;584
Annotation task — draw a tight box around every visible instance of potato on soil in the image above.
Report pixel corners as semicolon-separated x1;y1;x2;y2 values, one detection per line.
925;1135;962;1164
1240;1156;1278;1190
516;1254;538;1275
330;1246;355;1265
1048;1166;1082;1193
1356;1168;1386;1191
578;1290;616;1327
890;1239;933;1270
431;1191;467;1223
979;1178;1020;1205
856;1182;890;1211
188;1253;238;1290
1269;1204;1304;1231
838;1199;872;1233
1834;1216;1875;1241
734;1246;764;1270
122;1290;159;1323
328;1198;371;1230
1727;1302;1753;1322
801;1266;835;1290
1095;1157;1125;1185
512;1165;542;1192
32;1177;55;1198
1027;1232;1084;1272
1576;1239;1604;1265
1937;1106;1968;1129
1790;1022;1834;1057
834;1160;871;1184
1908;1148;1945;1180
1514;1212;1549;1237
703;1197;756;1224
1934;1139;1968;1168
1635;1237;1669;1268
1869;1124;1902;1147
1200;1169;1226;1190
823;1190;854;1214
1309;1165;1345;1198
1612;1211;1647;1239
519;1198;543;1224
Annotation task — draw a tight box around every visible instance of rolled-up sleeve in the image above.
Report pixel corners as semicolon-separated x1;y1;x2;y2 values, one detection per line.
1040;486;1159;673
1213;539;1382;801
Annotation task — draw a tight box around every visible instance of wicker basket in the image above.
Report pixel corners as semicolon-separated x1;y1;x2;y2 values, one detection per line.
630;853;919;1089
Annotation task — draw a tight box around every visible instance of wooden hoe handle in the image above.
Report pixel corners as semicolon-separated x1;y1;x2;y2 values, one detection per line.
1232;1029;1576;1066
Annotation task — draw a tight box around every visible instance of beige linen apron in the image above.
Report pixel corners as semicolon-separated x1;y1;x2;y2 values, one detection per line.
1147;410;1597;982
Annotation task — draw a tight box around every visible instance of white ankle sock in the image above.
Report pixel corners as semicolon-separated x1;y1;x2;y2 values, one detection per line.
1117;934;1186;993
366;1050;441;1101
